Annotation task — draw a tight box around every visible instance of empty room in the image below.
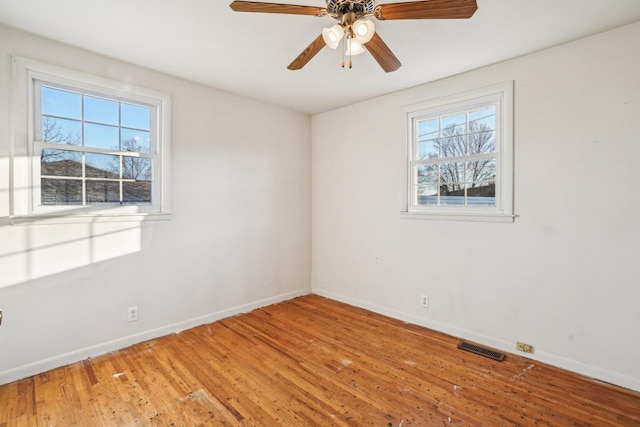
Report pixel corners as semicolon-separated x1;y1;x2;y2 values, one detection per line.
1;0;639;425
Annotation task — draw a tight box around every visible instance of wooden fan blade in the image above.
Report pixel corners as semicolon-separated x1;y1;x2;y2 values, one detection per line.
287;34;326;70
364;32;401;73
230;1;326;16
375;0;477;20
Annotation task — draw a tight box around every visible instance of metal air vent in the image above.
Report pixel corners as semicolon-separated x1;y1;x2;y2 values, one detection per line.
458;341;505;361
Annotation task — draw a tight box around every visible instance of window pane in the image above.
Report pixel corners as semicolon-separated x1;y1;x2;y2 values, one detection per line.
440;135;466;157
84;123;119;150
123;181;151;204
468;106;495;132
442;113;466;136
469;130;495;154
438;179;464;205
86;181;120;204
84;96;119;125
86;153;119;178
417;139;438;160
121;129;151;153
416;165;438;205
467;181;496;206
418;118;439;140
41;117;81;145
121;103;151;130
416;164;437;184
439;162;465;187
416;184;438;205
122;157;152;180
41;178;82;205
466;159;496;183
41;86;81;120
41;149;82;177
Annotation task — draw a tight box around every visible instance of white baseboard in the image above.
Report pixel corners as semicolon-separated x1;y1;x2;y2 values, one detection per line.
0;288;311;386
312;288;640;393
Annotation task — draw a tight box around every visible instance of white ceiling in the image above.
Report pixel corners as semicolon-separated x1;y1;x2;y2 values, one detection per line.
1;0;640;114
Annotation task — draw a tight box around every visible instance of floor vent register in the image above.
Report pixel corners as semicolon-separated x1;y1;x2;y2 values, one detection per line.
457;341;506;361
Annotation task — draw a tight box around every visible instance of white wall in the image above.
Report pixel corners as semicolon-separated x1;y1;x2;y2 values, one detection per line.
0;24;311;384
312;22;640;391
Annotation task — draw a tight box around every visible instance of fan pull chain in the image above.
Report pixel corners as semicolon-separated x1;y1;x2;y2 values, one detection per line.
339;37;355;70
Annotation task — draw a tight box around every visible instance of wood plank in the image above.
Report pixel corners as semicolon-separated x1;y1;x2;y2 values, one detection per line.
1;294;639;426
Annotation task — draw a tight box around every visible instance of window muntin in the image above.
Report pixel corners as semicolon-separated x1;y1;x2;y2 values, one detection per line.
406;82;513;221
35;82;156;208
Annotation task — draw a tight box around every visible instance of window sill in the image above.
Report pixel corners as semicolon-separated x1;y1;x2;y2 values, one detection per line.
7;212;171;226
400;211;515;223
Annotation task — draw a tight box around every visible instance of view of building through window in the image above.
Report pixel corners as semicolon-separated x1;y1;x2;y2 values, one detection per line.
38;84;154;206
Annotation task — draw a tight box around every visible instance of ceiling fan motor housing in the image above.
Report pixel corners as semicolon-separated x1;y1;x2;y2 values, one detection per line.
326;0;375;17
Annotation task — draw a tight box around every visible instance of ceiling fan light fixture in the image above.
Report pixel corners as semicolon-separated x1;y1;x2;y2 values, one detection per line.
322;24;344;49
345;38;365;56
353;19;375;44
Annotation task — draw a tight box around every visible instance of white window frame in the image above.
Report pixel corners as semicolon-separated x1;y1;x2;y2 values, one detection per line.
10;56;171;224
402;81;514;223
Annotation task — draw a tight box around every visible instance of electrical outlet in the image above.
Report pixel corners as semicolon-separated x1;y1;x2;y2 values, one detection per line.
421;295;429;308
516;341;533;353
128;306;138;322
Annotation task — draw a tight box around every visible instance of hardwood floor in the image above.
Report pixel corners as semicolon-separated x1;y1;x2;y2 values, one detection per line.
1;295;639;426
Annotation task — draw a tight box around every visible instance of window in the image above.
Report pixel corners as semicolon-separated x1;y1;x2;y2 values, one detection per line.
37;82;155;207
405;82;514;222
10;56;171;222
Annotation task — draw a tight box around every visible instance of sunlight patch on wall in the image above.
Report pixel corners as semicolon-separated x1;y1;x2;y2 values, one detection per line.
0;222;141;288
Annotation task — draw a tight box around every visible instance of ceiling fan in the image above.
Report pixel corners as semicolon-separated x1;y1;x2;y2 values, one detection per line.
229;0;478;72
